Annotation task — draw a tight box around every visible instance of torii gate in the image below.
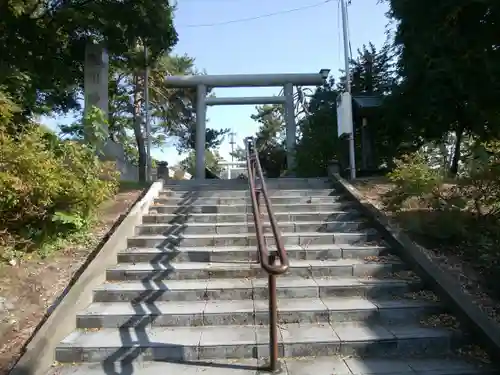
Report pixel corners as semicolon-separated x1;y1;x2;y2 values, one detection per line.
165;70;330;179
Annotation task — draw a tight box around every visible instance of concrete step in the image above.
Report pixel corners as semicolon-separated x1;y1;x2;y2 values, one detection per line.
55;323;460;363
126;230;381;248
49;177;500;375
161;186;335;194
135;220;371;236
106;259;407;281
149;202;356;214
160;188;339;198
46;356;500;375
142;211;362;224
117;244;390;263
162;179;331;191
93;276;423;303
154;195;347;206
76;297;444;328
163;181;248;189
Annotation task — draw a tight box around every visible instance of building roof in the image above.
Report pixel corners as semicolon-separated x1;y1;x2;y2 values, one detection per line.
352;95;383;109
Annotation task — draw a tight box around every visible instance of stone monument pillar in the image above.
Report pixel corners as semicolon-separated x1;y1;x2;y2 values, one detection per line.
84;42;138;181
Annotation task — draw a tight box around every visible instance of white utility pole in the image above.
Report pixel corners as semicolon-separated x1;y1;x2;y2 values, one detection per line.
144;46;152;182
229;131;236;162
340;0;356;179
228;131;236;179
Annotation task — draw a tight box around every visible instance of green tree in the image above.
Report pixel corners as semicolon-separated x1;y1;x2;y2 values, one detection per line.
346;42;410;169
295;43;401;177
230;146;246;161
150;61;230;154
179;149;223;176
386;0;500;175
295;79;340;177
60;52;197;181
252;104;284;149
0;0;178;121
251;104;286;177
60;51;229;181
174;127;230;154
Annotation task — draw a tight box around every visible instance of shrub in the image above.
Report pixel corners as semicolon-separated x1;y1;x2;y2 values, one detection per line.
0;91;20;127
388;141;500;215
385;152;447;211
385;143;500;242
457;140;500;217
0;94;119;260
384;152;468;241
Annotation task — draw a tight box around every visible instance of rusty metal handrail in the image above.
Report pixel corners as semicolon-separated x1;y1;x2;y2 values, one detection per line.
244;137;289;373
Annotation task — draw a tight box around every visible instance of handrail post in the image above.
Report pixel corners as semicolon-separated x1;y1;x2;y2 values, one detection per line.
268;253;280;373
245;136;287;373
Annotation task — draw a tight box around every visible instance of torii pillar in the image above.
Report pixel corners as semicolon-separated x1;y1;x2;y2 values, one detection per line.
165;70;330;179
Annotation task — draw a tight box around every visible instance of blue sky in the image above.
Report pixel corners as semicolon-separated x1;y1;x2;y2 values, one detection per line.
43;0;390;165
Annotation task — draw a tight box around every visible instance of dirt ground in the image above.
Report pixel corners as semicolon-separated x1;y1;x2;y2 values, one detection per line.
351;177;500;327
0;185;145;375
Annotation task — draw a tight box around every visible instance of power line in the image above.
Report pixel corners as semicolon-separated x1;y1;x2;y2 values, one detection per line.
178;0;334;28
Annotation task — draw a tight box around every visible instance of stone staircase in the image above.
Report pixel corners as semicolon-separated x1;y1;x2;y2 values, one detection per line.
49;178;497;374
